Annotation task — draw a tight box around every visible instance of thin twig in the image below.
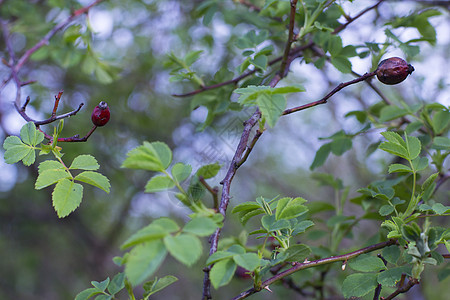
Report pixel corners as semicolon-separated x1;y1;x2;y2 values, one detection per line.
282;71;377;115
199;176;219;210
232;240;397;300
280;0;298;77
381;277;419;300
333;0;385;34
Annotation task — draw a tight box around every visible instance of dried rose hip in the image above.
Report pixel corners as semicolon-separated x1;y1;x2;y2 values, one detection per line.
91;101;110;126
376;57;414;85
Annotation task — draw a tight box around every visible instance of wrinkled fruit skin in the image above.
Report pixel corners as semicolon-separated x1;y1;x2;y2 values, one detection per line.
376;57;414;85
91;101;110;127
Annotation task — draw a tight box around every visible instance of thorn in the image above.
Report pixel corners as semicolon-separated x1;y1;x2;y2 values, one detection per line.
264;286;272;293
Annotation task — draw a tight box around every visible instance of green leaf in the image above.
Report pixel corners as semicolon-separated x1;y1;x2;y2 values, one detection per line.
233;253;260;271
379;205;394;216
379;105;408;122
310;143;331;170
70;155;100;170
411;156;428;172
251;54;268;70
107;272;125;295
292;220;314;235
383;245;401;265
348;254;386;272
421;173;438;193
38;160;65;173
379;132;409;159
432;137;450;150
261;215;290;232
122;141;172;172
183;216;220;236
74;288;102;300
330;136;352;156
432;203;449;215
210;259;236;289
342;273;378;298
431;110;449;134
20;121;44;146
142;275;178;299
164;234;202;266
377;266;409;286
388;163;412;173
145;175;175;192
52;178;83;218
196;163;221;179
402;224;420;242
206;251;236;265
121;219;177;249
275;197;308;220
91;278;109;292
35;169;71;189
330;56;352;73
184;50;203;66
257;93;286;128
125;240;167;286
3;135;36;166
74;171;110;193
284;244;311;262
171;163;192;183
405;135;421;160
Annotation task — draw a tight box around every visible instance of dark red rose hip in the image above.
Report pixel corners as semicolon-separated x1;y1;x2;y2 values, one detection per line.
376;57;414;85
91;101;110;126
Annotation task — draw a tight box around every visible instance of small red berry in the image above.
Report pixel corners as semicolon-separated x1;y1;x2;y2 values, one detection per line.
376;57;414;85
91;101;110;127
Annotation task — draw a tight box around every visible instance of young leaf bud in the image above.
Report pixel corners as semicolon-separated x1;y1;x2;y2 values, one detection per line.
376;57;414;85
91;101;110;127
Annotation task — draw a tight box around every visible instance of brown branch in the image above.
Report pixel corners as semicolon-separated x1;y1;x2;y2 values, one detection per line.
333;0;386;34
199;176;219;210
280;0;298;77
232;239;397;300
282;71;377;115
382;277;419;300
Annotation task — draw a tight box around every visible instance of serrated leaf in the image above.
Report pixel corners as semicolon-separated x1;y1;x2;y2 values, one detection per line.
379;105;408;122
70;155;100;170
183;216;220;236
3;136;35;165
171;163;192;183
52;178;83;218
143;275;178;299
233;253;260;271
377;266;409;286
330;56;352;73
342;273;378;298
388;163;412;173
348;254;386;272
310;143;331;170
91;278;109;292
107;272;125;295
75;171;110;193
379;205;394;216
432;136;450;150
145;175;175;193
74;288;102;300
35;169;71;189
405;135;421;160
421;173;438;193
210;259;236;289
121;219;177;249
257;93;286;128
164;234;202;266
432;203;449;215
125;240;167;286
383;245;401;265
196;163;221;179
122;141;172;172
275;197;308;220
38;160;65;173
20;121;44;146
261;215;290;232
206;251;236;265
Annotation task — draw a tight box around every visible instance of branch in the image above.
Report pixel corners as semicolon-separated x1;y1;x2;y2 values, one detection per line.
232;240;397;300
279;0;298;77
282;71;377;115
333;0;386;34
382;276;419;300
